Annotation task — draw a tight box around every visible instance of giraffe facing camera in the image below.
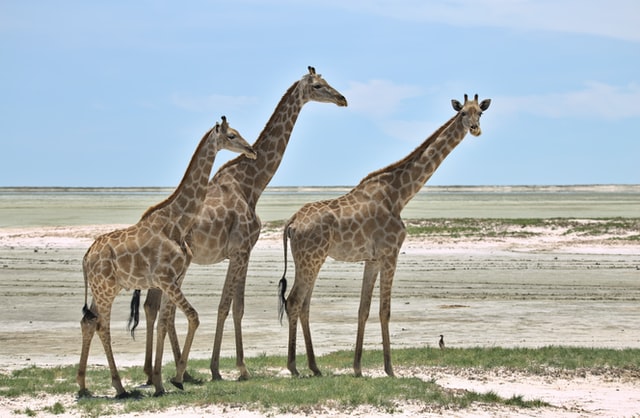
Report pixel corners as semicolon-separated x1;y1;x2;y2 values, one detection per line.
278;95;491;377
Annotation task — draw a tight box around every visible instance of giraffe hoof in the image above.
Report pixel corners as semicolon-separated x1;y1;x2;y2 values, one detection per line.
185;376;203;385
77;389;92;398
115;391;131;399
183;372;202;385
170;379;184;390
288;367;300;377
153;390;166;397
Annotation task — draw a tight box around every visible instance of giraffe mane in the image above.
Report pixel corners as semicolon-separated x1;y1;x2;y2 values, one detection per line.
357;112;458;185
140;126;215;220
210;79;301;182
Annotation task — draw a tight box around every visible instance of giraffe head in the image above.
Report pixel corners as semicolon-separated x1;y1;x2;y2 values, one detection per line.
212;116;257;159
299;66;348;107
451;94;491;137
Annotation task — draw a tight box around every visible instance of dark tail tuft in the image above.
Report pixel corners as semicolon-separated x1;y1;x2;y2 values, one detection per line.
278;222;292;325
278;276;288;325
127;289;141;339
82;303;97;320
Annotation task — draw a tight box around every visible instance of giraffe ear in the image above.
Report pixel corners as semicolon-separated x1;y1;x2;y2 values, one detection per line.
451;99;463;111
479;99;491;111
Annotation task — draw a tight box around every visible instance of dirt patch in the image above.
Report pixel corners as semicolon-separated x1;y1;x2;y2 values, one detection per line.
0;223;639;416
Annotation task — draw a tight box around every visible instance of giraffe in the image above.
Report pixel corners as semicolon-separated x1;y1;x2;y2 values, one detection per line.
132;66;347;382
76;116;256;398
278;94;491;377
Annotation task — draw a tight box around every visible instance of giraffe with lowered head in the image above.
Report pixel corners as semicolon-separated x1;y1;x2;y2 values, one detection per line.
77;116;256;398
132;66;347;382
278;94;491;377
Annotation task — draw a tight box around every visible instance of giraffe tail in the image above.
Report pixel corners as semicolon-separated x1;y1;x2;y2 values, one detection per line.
81;255;97;321
127;289;141;339
278;277;287;325
278;223;291;325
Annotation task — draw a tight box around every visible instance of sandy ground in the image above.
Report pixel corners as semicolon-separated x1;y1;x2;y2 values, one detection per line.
0;223;639;417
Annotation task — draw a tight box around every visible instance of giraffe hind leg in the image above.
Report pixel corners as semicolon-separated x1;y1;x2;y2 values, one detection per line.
77;308;97;397
299;292;321;376
94;310;128;397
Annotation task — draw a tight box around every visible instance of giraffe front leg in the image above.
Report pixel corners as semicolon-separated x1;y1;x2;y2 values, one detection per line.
209;301;229;380
149;287;199;386
143;288;161;385
354;261;378;377
151;295;170;396
232;260;250;381
210;265;236;381
165;301;198;384
379;263;396;377
165;285;199;391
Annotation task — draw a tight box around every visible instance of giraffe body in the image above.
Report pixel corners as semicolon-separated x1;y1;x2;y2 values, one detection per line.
77;117;256;397
278;95;491;377
136;67;347;382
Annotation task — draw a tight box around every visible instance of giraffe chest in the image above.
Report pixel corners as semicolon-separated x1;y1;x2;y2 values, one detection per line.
187;203;261;265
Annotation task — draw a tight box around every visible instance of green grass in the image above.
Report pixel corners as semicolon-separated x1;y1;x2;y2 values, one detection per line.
263;217;640;241
399;217;640;240
2;346;638;416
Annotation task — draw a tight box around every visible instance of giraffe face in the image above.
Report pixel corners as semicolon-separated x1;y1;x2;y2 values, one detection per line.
300;66;348;107
212;116;257;159
451;94;491;137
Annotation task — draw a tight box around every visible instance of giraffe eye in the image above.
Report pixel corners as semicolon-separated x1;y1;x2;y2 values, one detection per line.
227;134;236;140
312;84;322;90
460;111;467;117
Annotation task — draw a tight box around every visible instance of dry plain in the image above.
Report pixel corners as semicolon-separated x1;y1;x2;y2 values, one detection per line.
0;219;639;417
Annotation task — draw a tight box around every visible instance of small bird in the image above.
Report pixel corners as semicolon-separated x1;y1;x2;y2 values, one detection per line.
438;335;445;350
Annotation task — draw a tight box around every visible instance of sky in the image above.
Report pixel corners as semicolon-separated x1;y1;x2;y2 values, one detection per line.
1;0;639;187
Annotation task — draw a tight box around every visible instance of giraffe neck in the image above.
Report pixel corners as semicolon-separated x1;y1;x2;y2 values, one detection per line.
357;113;466;214
210;81;305;208
141;128;220;239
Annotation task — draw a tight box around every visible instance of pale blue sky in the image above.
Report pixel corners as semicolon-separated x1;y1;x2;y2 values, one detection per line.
1;1;639;187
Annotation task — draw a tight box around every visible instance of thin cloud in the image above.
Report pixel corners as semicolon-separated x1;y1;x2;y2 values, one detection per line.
329;0;640;43
344;79;423;117
496;82;640;120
